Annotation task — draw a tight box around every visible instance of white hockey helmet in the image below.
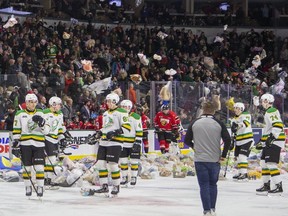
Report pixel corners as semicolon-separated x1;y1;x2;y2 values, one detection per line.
261;93;274;103
233;102;245;112
25;93;38;102
49;96;62;107
120;99;133;111
106;93;120;104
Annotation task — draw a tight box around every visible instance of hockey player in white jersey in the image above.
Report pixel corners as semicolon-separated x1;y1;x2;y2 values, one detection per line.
119;100;143;187
231;102;254;181
43;96;73;189
90;93;131;196
256;93;285;195
12;93;50;198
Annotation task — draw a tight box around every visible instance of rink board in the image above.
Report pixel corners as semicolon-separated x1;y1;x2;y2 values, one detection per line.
1;128;288;160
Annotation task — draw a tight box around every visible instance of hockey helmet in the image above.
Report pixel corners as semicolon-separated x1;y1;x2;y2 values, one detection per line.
233;102;245;112
120;99;133;111
25;93;38;102
106;93;120;104
260;93;274;103
49;96;62;107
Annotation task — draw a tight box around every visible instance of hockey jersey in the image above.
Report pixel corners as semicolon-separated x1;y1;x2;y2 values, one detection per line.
44;109;66;144
260;107;285;148
13;109;50;147
154;110;180;131
122;112;143;148
231;111;254;146
100;107;131;147
95;114;103;131
141;113;150;131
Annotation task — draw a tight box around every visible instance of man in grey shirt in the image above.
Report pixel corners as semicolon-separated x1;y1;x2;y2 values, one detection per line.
184;99;232;216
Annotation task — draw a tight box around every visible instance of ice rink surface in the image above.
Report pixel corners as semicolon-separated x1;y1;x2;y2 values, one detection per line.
1;173;288;216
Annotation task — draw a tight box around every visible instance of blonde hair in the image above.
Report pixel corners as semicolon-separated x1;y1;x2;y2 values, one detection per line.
202;100;216;115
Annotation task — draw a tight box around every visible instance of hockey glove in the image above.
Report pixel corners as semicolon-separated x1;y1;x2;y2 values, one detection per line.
265;133;276;148
231;122;238;134
255;141;264;150
131;140;142;157
106;129;123;140
59;139;68;150
87;131;102;145
32;115;45;127
12;140;21;158
64;131;73;142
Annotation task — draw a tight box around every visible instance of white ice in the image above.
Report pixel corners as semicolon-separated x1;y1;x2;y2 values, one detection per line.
0;173;288;216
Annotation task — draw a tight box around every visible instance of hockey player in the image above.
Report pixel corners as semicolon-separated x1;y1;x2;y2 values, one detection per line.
256;93;285;195
12;93;50;198
43;96;73;189
230;102;254;181
91;93;131;196
119;100;143;187
154;104;180;154
135;103;150;154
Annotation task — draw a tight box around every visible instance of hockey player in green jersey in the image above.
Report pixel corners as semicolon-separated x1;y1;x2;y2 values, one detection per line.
231;102;254;181
256;93;285;195
12;93;50;198
92;93;131;196
119;100;143;187
43;96;73;189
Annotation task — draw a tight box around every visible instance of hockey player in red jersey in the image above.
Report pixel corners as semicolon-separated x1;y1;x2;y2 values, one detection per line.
135;104;150;154
154;104;180;154
95;108;105;131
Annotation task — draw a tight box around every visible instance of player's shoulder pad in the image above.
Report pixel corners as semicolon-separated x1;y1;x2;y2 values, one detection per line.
116;107;128;113
15;109;25;115
42;108;51;114
266;107;277;113
130;112;141;120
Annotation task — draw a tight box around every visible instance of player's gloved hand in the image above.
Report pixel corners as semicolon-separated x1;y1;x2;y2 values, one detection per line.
32;115;45;127
12;140;21;158
255;141;264;150
59;139;67;150
265;133;275;148
231;122;238;134
131;140;142;157
106;129;123;140
172;129;180;139
87;131;102;145
64;131;73;142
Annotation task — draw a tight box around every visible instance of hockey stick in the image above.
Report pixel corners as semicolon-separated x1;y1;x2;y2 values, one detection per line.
58;159;98;187
44;150;58;176
223;134;236;178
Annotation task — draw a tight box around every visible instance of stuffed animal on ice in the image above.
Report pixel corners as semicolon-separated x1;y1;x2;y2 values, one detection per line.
81;59;93;72
159;81;172;105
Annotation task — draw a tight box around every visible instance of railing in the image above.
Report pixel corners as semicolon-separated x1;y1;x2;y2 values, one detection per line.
1;74;287;129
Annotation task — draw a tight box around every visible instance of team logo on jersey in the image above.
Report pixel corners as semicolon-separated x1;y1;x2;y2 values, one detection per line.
123;116;128;122
160;118;169;126
51;119;59;131
27;119;37;132
103;117;113;128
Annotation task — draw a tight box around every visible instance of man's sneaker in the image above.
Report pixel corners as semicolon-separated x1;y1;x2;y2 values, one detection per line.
233;173;241;180
268;182;283;195
130;177;137;186
120;176;128;186
111;185;120;196
25;186;32;196
237;173;248;181
37;186;44;197
94;184;109;194
256;180;270;195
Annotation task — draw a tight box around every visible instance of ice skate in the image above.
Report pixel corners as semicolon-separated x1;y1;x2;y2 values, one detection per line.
25;186;32;197
94;184;109;197
120;176;128;188
36;186;43;200
110;185;120;197
232;173;241;180
268;182;283;196
256;181;270;196
44;178;59;190
130;176;137;187
237;173;248;182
